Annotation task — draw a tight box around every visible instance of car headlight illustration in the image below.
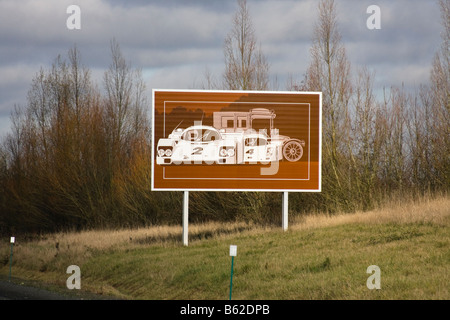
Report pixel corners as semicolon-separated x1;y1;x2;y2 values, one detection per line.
158;148;173;157
219;148;228;157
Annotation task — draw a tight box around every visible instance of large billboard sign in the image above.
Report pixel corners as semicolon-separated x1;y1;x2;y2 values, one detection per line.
151;89;321;192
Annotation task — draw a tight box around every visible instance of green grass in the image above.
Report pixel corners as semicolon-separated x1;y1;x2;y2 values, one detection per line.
76;222;449;299
1;197;449;299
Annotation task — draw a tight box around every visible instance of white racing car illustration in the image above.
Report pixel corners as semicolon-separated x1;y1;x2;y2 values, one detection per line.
156;125;237;165
156;108;305;165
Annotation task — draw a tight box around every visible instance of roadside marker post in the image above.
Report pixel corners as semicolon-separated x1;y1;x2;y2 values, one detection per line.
229;245;237;300
9;237;15;281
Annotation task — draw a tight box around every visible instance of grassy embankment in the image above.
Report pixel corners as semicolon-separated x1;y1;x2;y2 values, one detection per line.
1;194;449;299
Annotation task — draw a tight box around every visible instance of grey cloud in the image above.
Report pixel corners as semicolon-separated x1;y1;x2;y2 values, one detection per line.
251;0;316;44
0;0;444;135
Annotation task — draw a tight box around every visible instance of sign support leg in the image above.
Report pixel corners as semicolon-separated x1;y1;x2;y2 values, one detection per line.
282;191;288;231
183;191;189;246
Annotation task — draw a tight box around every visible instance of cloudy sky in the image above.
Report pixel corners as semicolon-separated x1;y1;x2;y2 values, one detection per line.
0;0;443;136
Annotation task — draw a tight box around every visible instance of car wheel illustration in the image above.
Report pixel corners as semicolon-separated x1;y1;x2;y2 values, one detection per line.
283;140;303;162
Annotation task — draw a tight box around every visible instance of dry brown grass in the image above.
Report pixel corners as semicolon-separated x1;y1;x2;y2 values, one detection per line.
3;194;448;275
2;221;261;278
291;194;450;231
55;221;259;249
7;194;448;257
7;221;256;261
2;194;448;299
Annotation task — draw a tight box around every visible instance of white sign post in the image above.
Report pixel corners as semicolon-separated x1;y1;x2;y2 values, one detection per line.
229;245;237;257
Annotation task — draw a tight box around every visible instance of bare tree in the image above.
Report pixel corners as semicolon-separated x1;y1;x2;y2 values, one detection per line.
303;0;353;209
104;39;133;152
405;86;431;188
431;0;449;112
347;67;381;207
429;0;450;188
223;0;269;90
103;39;148;169
199;66;220;90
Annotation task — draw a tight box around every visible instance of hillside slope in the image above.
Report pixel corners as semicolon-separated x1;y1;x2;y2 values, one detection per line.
1;195;449;299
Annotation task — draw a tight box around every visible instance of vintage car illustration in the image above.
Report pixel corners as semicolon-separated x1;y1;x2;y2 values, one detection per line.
156;125;237;165
243;133;281;163
156;108;305;165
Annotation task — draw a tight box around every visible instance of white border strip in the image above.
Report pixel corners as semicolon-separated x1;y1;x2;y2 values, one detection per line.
151;89;322;192
162;101;310;181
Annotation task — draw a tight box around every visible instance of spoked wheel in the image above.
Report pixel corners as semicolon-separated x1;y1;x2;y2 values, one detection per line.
283;140;303;162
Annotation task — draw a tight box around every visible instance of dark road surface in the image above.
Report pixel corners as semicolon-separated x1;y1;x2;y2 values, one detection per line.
0;278;119;300
0;280;72;300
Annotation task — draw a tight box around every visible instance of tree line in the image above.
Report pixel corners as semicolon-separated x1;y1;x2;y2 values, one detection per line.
0;0;448;235
292;0;449;213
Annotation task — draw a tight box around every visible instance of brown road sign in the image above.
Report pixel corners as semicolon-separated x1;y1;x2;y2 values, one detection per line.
152;89;321;192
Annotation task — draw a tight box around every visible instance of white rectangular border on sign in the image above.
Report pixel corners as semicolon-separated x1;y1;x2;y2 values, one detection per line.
162;101;310;181
151;89;322;192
